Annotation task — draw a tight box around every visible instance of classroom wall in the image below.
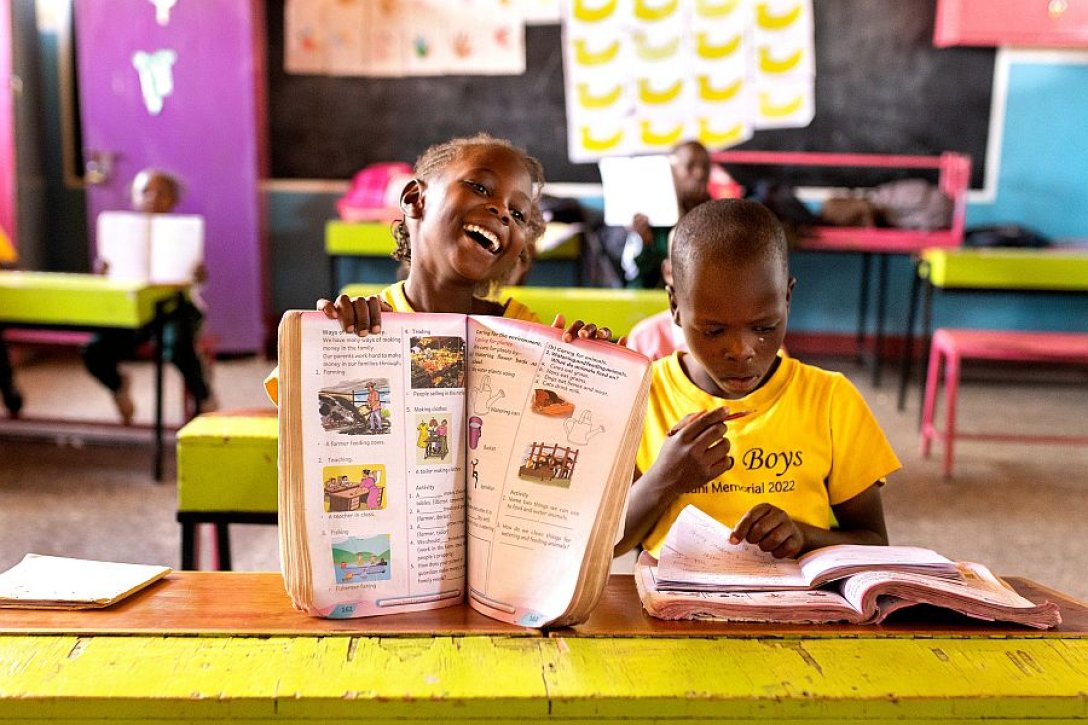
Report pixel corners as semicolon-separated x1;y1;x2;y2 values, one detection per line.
265;48;1088;341
21;18;1088;345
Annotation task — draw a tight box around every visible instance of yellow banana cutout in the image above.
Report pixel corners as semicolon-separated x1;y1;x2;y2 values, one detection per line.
758;46;803;74
639;120;685;147
698;119;746;146
580;126;625;152
637;78;684;105
635;34;680;61
697;76;743;102
577;83;623;109
695;32;742;60
695;0;739;18
571;0;618;23
573;38;620;66
756;3;802;30
758;92;804;118
634;0;679;22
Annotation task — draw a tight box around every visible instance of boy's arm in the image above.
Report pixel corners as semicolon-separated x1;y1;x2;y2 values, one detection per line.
731;483;889;557
613;407;737;556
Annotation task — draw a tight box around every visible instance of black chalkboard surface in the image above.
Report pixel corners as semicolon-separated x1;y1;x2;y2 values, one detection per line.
267;0;994;188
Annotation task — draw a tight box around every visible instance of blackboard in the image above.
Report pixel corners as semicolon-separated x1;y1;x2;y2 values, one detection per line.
267;0;994;189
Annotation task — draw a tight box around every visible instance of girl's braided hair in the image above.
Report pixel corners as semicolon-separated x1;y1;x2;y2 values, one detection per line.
391;134;547;266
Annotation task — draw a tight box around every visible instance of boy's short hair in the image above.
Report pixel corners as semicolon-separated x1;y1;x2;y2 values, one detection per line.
670;198;789;288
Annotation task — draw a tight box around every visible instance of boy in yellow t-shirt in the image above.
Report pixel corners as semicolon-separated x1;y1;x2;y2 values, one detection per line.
616;199;900;559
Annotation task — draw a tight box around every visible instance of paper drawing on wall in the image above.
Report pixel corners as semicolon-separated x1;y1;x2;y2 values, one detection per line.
563;0;814;161
132;49;177;116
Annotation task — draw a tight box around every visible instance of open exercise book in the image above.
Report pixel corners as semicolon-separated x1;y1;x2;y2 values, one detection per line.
635;506;1061;629
278;311;651;627
96;211;204;284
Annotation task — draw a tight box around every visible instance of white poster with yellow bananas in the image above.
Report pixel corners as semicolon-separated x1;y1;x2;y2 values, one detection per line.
563;0;814;162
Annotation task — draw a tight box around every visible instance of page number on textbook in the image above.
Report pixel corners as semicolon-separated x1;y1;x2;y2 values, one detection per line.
518;611;546;627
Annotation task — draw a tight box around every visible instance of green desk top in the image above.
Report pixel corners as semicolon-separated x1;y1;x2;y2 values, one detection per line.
920;247;1088;290
339;283;669;338
0;271;184;328
326;220;581;260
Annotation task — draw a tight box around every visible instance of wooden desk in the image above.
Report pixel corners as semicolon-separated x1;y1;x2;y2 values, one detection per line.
897;247;1088;411
0;271;188;479
1;573;1085;722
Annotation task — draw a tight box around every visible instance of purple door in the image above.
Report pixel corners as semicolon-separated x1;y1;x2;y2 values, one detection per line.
74;0;266;353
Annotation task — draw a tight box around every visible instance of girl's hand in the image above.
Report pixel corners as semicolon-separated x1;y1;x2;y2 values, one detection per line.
652;407;735;496
551;314;627;346
317;294;392;336
730;503;805;559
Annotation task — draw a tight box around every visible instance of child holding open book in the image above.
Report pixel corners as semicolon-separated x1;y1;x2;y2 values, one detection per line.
84;169;216;423
616;199;900;560
266;133;616;402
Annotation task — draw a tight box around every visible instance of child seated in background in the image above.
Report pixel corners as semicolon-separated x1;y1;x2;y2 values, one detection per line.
84;168;216;423
615;199;899;559
618;139;713;289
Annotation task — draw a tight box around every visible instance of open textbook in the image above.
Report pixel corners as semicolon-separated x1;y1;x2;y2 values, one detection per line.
96;211;204;284
278;311;651;627
635;506;1061;629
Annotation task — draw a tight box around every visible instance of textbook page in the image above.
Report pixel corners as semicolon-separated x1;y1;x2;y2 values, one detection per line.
149;214;204;284
463;316;649;626
599;155;680;227
657;505;809;591
96;211;152;282
296;312;467;618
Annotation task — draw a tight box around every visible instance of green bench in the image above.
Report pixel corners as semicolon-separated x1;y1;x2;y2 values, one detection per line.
175;409;278;570
339;283;669;339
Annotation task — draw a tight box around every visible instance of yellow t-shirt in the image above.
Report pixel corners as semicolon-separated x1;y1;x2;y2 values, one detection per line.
263;281;539;404
636;353;901;557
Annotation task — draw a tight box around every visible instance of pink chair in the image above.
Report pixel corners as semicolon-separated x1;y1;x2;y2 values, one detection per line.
920;328;1088;477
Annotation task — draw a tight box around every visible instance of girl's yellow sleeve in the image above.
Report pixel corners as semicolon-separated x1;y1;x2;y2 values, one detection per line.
263;366;279;406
